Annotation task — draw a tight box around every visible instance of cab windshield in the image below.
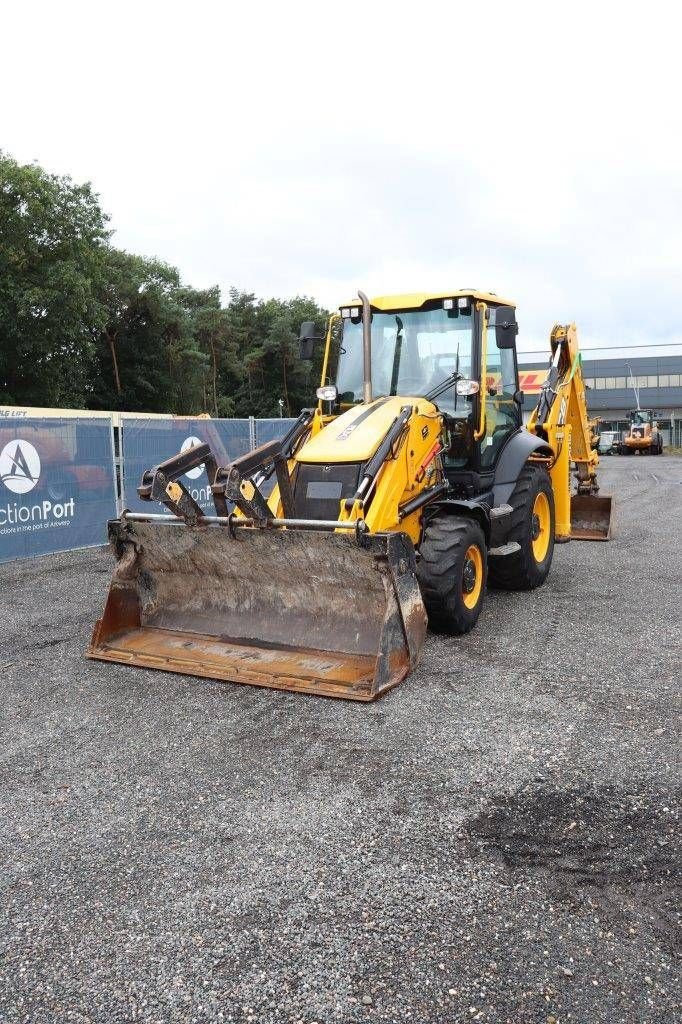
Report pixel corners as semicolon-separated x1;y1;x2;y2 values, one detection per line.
335;306;474;413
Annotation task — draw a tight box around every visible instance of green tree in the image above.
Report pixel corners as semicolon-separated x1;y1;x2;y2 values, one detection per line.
91;255;221;415
221;291;328;417
0;152;330;417
0;152;110;406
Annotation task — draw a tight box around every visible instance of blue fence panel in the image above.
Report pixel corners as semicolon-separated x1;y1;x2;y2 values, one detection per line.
253;418;298;498
255;418;297;448
120;417;252;513
0;417;117;563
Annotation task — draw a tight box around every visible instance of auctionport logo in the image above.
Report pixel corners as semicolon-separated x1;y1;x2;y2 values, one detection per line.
0;438;76;535
0;439;41;494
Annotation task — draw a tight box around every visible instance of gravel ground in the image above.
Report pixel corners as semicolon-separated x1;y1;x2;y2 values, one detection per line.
0;457;680;1024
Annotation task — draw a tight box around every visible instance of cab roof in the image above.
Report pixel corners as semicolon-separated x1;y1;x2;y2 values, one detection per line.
340;290;516;312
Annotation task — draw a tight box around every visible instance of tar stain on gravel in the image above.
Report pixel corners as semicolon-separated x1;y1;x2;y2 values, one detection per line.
468;786;681;951
0;458;680;1023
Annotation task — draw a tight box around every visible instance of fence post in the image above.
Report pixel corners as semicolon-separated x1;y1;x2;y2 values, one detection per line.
249;416;256;450
110;418;121;516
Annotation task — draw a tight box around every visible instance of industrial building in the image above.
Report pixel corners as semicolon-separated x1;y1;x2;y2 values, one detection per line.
519;351;682;447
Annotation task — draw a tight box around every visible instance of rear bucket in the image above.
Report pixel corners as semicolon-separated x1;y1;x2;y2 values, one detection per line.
570;494;613;541
87;518;427;701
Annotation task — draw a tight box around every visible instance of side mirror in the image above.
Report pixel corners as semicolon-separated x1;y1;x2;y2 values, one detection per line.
456;378;480;396
495;306;518;349
298;321;323;360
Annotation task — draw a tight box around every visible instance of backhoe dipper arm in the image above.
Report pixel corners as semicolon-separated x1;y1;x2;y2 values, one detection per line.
531;324;599;488
527;323;605;539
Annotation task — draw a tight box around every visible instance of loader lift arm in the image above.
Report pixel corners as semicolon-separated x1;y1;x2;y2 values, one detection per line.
137;442;228;525
212;408;315;521
527;323;612;540
137;409;315;525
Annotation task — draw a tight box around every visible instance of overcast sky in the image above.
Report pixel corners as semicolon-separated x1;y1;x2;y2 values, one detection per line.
3;1;681;355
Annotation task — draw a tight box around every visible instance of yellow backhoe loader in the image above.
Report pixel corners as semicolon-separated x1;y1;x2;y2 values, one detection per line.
88;291;613;701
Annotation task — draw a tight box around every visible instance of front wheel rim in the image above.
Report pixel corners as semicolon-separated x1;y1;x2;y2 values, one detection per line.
531;491;551;562
462;544;483;609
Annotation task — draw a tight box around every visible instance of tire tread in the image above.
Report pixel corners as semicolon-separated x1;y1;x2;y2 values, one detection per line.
488;465;554;591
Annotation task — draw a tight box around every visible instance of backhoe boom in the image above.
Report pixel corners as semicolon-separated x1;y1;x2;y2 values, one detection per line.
527;324;611;541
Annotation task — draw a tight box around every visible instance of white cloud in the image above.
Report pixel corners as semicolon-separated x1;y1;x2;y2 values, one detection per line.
2;0;681;355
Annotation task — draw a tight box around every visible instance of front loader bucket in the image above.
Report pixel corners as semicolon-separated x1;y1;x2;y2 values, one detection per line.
87;518;427;701
570;494;613;541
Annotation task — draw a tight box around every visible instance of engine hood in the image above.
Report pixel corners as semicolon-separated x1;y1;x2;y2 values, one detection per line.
297;396;432;464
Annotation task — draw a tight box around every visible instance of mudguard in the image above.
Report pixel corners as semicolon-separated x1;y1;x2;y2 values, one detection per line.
492;429;553;506
423;498;491;540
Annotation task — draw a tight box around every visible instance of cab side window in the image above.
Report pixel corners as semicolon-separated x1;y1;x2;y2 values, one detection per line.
481;307;519;467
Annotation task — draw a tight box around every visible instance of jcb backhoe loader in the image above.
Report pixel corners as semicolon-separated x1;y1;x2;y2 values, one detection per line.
88;291;613;701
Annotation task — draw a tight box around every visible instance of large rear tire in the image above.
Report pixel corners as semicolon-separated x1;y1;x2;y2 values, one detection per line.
488;465;555;591
416;516;487;635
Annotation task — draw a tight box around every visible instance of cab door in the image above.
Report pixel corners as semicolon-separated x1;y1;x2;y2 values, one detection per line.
480;305;521;468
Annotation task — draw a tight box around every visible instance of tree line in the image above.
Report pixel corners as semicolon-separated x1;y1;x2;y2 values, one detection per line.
0;153;329;417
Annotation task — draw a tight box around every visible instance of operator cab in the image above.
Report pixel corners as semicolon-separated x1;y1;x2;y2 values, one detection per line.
629;409;655;437
324;292;523;489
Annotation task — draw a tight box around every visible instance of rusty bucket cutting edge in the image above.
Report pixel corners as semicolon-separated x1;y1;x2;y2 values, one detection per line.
87;518;428;702
570;494;614;541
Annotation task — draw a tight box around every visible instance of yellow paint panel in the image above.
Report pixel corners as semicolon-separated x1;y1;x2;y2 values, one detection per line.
296;397;425;463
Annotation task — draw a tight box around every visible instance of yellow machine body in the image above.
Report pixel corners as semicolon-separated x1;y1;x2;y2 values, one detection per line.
89;291;612;700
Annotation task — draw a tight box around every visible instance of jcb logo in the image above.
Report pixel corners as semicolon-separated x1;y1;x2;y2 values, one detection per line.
0;440;41;494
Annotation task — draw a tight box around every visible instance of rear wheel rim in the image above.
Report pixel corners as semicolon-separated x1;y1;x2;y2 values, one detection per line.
531;491;551;562
462;544;483;609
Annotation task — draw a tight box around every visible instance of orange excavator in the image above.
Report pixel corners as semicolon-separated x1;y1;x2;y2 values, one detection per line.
621;365;664;455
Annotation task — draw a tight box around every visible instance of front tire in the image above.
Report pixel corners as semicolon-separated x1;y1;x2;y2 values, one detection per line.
489;465;555;591
416;516;487;635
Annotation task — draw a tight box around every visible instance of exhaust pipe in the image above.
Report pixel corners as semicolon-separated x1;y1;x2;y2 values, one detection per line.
358;289;372;404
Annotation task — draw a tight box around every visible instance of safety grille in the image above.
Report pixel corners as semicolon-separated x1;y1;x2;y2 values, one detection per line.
293;462;362;520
